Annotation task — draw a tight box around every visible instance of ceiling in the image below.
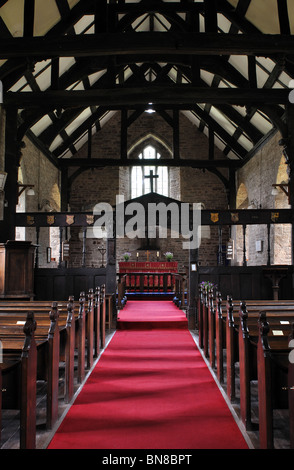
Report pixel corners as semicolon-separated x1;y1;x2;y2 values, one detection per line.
0;0;293;166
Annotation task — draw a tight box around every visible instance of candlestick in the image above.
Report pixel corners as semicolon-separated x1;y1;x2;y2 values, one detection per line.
97;244;107;268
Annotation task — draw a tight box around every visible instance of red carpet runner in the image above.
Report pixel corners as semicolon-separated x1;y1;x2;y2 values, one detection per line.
48;301;248;449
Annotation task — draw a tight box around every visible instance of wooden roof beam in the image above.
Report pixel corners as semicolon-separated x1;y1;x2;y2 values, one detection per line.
1;32;294;59
4;86;289;108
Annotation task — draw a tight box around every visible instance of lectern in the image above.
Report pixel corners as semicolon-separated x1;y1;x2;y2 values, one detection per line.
0;240;35;299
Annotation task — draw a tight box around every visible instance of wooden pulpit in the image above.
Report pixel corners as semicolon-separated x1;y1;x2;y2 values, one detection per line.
0;240;35;299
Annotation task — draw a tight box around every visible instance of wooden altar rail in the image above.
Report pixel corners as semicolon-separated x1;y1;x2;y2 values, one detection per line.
117;272;186;309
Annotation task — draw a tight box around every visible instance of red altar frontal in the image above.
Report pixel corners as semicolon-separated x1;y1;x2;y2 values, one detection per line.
119;262;178;292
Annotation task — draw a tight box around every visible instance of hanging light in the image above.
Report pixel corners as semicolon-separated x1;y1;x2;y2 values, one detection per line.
271;186;279;196
27;187;35;196
145;103;156;114
17;183;35;198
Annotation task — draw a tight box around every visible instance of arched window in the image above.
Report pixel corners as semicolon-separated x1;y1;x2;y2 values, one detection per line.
131;145;169;198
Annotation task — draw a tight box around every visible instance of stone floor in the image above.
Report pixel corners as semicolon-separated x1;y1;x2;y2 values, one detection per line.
0;327;291;450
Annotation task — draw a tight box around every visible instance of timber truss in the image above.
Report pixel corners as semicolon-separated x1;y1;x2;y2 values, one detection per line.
0;0;293;172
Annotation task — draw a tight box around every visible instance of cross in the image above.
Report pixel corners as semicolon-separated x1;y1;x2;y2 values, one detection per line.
144;170;159;193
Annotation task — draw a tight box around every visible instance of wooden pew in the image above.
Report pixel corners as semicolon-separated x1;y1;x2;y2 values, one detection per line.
0;289;103;385
0;312;38;449
0;304;61;431
209;293;294;380
209;295;294;398
237;302;293;431
225;298;294;404
198;286;294;448
0;298;76;402
0;287;107;447
257;312;294;449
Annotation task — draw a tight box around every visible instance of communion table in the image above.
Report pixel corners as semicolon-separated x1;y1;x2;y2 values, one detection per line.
119;261;178;292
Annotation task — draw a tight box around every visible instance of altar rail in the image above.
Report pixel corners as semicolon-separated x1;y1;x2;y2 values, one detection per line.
117;272;186;308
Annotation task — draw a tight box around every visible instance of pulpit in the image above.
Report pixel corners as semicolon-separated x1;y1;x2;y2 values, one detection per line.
0;240;35;299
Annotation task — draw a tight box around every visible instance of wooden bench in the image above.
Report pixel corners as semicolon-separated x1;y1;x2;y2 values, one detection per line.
224;298;294;404
1;312;39;449
0;303;63;434
0;285;107;382
237;303;294;434
0;286;107;448
200;292;294;388
197;287;294;448
257;312;294;449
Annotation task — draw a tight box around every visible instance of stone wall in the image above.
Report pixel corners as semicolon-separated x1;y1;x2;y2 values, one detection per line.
16;136;60;267
68;110;230;268
233;131;291;266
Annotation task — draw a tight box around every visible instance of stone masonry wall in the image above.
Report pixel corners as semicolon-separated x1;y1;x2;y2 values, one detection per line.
68;110;230;268
234;131;291;266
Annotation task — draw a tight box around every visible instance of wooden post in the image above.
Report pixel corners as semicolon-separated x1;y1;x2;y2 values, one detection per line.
226;296;236;402
60;167;69;212
215;292;224;383
46;302;60;430
242;224;247;266
100;285;106;349
86;288;94;369
208;287;215;368
65;296;75;403
94;286;101;357
77;292;86;384
267;223;271;266
188;247;198;329
20;312;37;449
257;312;274;449
238;302;253;430
0;107;18;242
82;227;87;268
283;105;294;296
203;288;209;358
58;227;63;268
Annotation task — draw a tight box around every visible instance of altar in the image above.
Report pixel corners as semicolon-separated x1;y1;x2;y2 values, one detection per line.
119;261;178;273
119;261;178;292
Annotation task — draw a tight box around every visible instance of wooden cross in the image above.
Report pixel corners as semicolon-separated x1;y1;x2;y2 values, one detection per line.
144;170;159;193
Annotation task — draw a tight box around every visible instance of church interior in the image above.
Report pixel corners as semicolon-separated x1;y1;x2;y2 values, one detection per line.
0;0;294;452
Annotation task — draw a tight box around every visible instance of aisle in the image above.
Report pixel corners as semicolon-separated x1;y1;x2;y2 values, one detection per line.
48;301;248;449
